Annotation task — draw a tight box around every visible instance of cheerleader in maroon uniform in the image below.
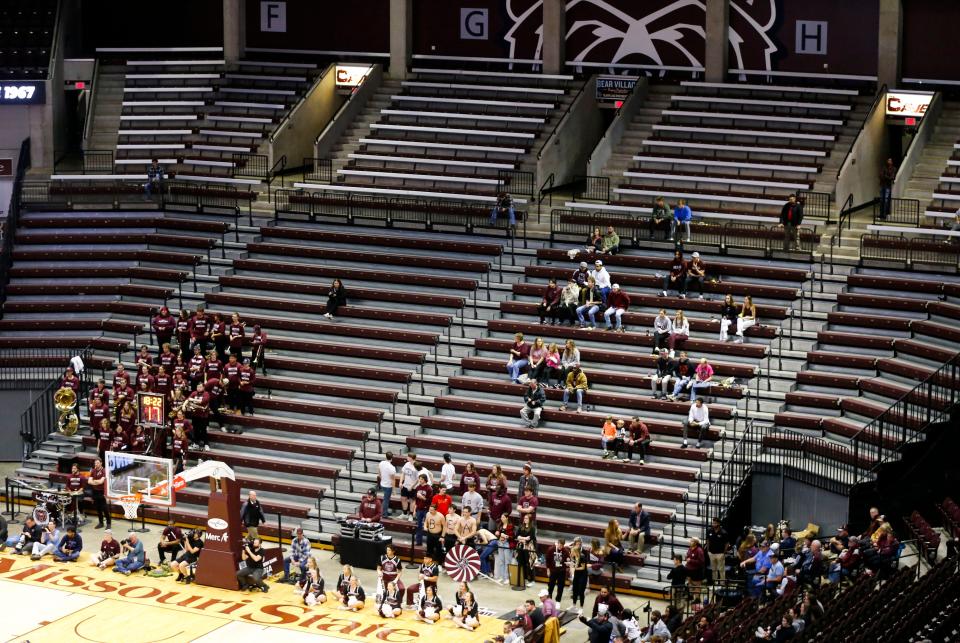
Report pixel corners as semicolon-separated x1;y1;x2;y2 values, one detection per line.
377;544;404;596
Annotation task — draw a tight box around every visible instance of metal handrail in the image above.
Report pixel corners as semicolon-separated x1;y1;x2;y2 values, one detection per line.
266;154;287;199
537;74;588;160
836;84;887;180
0;138;31;311
81;57;101;148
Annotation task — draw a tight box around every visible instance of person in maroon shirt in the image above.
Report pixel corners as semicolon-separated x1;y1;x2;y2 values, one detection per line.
545;537;570;603
113;380;135;422
190;306;210;354
204;350;223;382
170;426;188;473
377;544;404;593
87;458;109;528
59;366;80;394
157;519;183;563
128;425;148;454
186;384;211;451
136;364;155;392
157;344;176;373
413;475;433;546
109;424;127;453
228;312;245;360
175;309;191;353
89;379;110;407
204;377;225;431
685;537;707;602
537;278;562;325
459;462;481;496
172;410;193;444
88;396;109;433
170;371;189;400
172;354;187;380
210;312;228;362
238;360;256;415
154;366;171;399
65;462;85;521
517;486;539;521
152;306;176;354
112;363;129;390
661;249;688;298
136;345;154;373
506;332;530;383
96;419;112;461
625;417;651;464
356;488;382;522
487;484;512;532
250;325;267;374
117;400;137;435
187;346;205;388
222;354;241;412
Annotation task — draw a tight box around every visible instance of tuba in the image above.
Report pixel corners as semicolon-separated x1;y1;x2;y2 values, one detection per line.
54;387;79;436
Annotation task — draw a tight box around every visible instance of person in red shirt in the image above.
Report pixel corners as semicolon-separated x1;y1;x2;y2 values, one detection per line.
172;410;193;443
487;484;512;532
661;249;688;298
109;424;127;453
685;537;707;602
59;366;80;394
210;312;228;363
157;519;183;563
431;487;453;516
356;488;382;522
96;419;112;461
250;325;267;374
128;425;148;454
152;306;176;354
204;350;223;382
87;458;109;528
517;486;539;521
117;400;136;435
204;377;226;431
625;417;651;464
113;378;135;421
65;462;85;523
187;384;211;451
222;354;241;413
154;366;171;399
190;306;210;355
136;364;155;392
88;396;108;433
172;354;187;380
89;379;110;407
175;309;191;354
238;359;256;415
413;474;433;546
228;312;245;360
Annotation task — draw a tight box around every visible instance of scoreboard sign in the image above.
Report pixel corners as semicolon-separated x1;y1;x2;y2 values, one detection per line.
0;82;45;105
138;392;166;427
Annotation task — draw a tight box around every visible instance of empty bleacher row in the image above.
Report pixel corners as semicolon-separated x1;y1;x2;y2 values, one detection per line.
770;268;960;480
299;67;580;204
602;81;872;221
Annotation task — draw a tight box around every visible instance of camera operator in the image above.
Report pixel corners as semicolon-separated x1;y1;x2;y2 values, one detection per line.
114;532;145;575
236;537;269;593
173;529;204;583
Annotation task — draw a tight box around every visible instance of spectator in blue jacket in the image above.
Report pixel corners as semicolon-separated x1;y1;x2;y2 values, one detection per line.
53;525;83;562
671;199;693;243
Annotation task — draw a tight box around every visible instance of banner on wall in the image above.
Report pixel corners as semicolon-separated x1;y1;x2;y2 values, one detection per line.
885;90;933;119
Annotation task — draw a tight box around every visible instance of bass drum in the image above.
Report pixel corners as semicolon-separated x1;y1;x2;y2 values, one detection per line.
32;504;50;525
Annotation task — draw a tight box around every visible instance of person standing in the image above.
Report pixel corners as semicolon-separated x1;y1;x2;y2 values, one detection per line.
378;452;397;519
399;453;419;522
706;517;730;583
240;491;266;540
413;474;432;546
151;306;176;354
779;194;804;251
87;458;109;529
879;158;896;219
545;537;570;603
568;537;588;610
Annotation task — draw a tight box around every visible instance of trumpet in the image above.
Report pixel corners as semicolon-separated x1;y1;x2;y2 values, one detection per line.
54;387;79;436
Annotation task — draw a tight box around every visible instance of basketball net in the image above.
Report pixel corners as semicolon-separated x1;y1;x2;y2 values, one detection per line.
118;493;142;520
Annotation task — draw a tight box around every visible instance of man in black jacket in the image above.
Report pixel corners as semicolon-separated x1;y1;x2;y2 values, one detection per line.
651;349;673;399
780;194;804;251
520;379;546;428
240;491;266;540
580;610;613;643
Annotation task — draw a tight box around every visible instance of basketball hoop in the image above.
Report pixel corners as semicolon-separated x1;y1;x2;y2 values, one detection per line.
118;494;142;520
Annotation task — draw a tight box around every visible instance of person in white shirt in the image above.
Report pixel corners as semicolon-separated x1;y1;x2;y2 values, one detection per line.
417;462;434;487
439;453;456;492
378;452;397;519
591;259;612;305
640;609;671;641
461;482;484;517
682;398;710;448
400;453;419;522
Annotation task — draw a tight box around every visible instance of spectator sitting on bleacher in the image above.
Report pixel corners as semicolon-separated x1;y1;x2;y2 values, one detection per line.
577;277;603;329
779;527;797;559
585;226;603;253
603;284;630;332
506;332;530;383
759;614;795;642
685;252;707;299
667;352;692;401
661;250;687;299
601;226;620;255
537;279;562;325
740;540;773;590
624;417;651;465
53;525;82;563
667;310;689;358
542;343;563;388
780;194;804;252
829;524;850;555
144;158;164;198
796;539;824;586
592;586;624;619
628;502;651;553
650;196;670;239
736;295;757;343
559;279;580;325
671;199;693;243
652;310;672;354
600;416;617;459
560;340;581;388
862;506;884;540
490;192;515;227
690;358;714;401
763;550;785;602
528;337;548;382
324;278;346;320
520;378;546;428
828;535;861;584
651;348;673;399
572;261;591;301
29;521;61;560
640;609;671;642
680;399;710;449
560;366;588;413
719;293;739;342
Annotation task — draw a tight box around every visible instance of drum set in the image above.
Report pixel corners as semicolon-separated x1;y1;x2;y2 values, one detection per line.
8;478;82;528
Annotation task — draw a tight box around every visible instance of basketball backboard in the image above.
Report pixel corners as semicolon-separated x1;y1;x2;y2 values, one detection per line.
104;451;175;506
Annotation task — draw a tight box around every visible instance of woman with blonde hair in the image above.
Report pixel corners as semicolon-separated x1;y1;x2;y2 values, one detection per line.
559;339;581;389
528;337;548;382
736;295;757;342
543;342;563;388
604;518;627;570
668;310;689;358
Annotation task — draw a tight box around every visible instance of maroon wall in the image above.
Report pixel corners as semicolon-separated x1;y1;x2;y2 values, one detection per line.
412;0;540;59
902;0;960;81
244;0;390;54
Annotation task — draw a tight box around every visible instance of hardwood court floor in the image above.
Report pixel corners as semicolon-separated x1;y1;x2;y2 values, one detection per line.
0;553;505;643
